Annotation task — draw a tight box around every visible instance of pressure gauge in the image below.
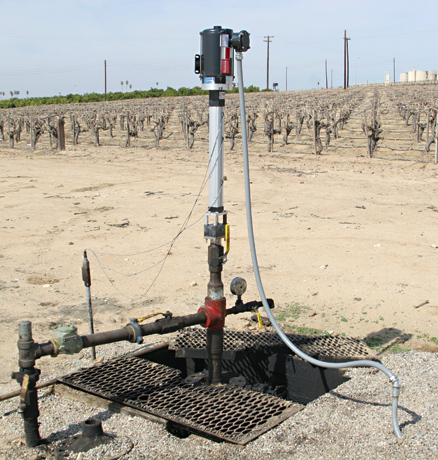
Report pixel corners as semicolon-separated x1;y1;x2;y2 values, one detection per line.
230;277;247;296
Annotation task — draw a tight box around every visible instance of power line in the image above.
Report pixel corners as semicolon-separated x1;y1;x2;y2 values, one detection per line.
0;32;194;44
109;61;188;71
280;33;339;48
0;63;101;76
0;59;191;77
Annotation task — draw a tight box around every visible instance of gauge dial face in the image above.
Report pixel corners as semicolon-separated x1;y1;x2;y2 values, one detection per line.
230;277;247;296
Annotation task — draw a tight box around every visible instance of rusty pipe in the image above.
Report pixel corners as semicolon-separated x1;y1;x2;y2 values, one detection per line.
33;300;269;360
12;321;42;447
207;329;224;385
35;311;208;358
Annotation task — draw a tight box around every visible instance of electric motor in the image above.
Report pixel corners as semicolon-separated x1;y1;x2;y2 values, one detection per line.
195;26;250;91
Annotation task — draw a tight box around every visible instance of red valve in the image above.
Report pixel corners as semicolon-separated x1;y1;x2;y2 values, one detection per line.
198;297;227;331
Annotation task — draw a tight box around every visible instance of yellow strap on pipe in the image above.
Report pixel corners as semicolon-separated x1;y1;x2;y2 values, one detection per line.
136;312;165;323
225;223;230;255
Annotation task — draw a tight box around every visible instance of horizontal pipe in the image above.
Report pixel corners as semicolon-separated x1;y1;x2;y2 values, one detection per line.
226;298;274;316
34;300;267;360
37;312;208;358
81;327;131;349
0;378;58;402
5;343;171;403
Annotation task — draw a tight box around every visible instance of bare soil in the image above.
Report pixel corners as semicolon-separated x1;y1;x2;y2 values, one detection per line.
1;91;438;389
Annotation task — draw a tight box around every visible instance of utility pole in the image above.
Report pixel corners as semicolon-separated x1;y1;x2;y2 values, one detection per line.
355;57;359;85
104;60;107;102
393;57;396;83
286;66;288;91
264;36;274;90
325;59;328;89
343;30;350;89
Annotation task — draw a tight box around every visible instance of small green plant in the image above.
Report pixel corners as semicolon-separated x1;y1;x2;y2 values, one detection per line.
387;343;410;354
284;302;309;320
276;302;309;324
276;312;287;322
417;333;438;345
289;325;327;336
341;317;348;322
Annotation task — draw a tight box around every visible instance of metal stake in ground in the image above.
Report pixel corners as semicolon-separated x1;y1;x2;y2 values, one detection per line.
82;250;96;360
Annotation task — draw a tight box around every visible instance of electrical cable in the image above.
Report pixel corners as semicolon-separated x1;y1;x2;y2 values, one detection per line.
235;51;402;438
86;120;225;300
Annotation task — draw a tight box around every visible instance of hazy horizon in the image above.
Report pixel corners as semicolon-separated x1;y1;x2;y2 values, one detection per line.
1;0;437;98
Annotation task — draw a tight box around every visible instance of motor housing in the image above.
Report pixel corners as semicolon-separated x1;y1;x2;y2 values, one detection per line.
195;26;250;91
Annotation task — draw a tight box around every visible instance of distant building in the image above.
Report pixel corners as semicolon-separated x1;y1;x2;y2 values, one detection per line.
385;71;391;85
399;67;436;83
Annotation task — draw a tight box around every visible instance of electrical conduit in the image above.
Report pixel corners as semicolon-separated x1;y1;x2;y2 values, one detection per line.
234;52;402;438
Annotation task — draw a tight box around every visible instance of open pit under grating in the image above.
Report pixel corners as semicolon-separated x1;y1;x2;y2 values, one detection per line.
58;328;375;444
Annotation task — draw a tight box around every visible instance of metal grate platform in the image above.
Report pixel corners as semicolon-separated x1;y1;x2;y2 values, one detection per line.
169;327;375;362
59;355;302;444
58;328;374;444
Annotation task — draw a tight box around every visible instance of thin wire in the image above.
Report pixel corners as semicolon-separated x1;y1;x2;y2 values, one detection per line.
136;126;224;296
87;123;224;300
86;250;167;277
0;63;100;76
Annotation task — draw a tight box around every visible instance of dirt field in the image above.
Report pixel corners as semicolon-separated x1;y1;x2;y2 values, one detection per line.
1;88;438;389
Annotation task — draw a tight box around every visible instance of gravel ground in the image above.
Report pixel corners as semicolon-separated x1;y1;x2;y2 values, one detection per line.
0;341;437;460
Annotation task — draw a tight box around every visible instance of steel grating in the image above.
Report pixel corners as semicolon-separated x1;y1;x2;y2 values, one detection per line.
169;327;376;362
58;355;302;444
58;329;373;444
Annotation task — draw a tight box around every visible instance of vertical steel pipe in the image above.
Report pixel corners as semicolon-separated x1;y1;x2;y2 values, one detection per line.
207;329;224;385
13;321;42;447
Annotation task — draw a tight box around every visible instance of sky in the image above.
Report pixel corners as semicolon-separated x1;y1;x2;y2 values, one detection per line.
1;0;437;98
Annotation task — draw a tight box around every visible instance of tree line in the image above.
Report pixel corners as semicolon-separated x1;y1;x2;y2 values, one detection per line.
0;85;262;109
